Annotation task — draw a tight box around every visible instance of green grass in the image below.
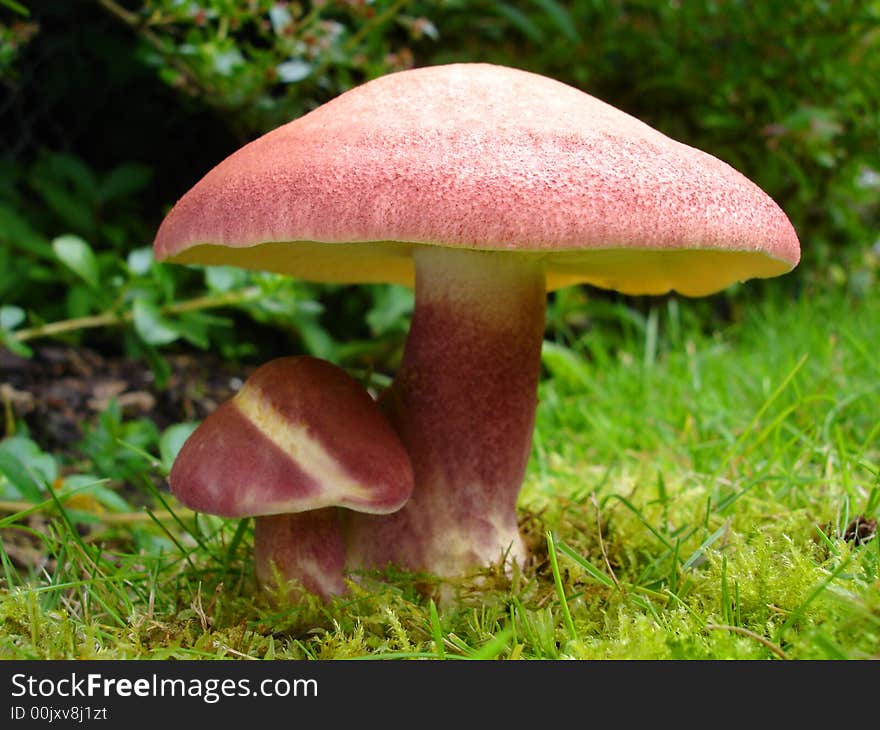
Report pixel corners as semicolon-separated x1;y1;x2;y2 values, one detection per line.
1;283;878;659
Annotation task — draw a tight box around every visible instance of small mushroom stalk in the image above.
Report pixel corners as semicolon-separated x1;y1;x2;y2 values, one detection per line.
168;356;413;601
254;510;345;599
345;247;546;578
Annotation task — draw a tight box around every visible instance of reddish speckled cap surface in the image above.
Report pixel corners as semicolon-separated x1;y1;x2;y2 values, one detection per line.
153;63;800;296
169;357;414;518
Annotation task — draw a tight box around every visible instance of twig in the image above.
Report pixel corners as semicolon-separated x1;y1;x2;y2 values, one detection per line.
0;500;195;524
591;493;622;592
12;286;262;343
213;641;259;660
95;0;215;99
705;623;788;660
344;0;411;51
307;0;412;84
191;582;209;632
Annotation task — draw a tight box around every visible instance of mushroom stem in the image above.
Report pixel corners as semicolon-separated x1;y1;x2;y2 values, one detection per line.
254;509;346;601
345;247;546;578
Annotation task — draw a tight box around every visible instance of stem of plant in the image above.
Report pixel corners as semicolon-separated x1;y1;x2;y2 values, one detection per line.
96;0;218;100
12;286;262;343
0;500;194;525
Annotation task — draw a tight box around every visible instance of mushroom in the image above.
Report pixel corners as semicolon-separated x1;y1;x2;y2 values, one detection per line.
169;355;413;600
154;63;800;585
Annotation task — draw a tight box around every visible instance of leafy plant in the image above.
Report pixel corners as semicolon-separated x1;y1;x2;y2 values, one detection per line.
102;0;441;137
0;1;36;78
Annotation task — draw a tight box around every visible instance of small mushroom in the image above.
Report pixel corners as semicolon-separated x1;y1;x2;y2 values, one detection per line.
169;356;413;600
154;63;800;584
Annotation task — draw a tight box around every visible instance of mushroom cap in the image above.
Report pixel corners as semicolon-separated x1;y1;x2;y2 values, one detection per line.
169;357;413;518
154;63;800;296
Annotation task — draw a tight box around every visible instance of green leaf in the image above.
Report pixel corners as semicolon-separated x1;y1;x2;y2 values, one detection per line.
140;342;172;389
0;437;57;485
0;452;44;501
0;331;32;357
30;155;98;235
159;422;200;472
0;437;57;502
212;47;245;76
133;299;180;346
174;312;211;349
277;59;312;83
127;247;154;276
493;3;544;43
205;265;249;293
41;153;98;197
0;306;30;355
366;285;413;335
99;163;153;203
531;0;578;43
52;235;100;289
63;474;132;512
0;203;54;260
1;0;30;16
0;305;25;331
64;283;96;319
296;315;339;360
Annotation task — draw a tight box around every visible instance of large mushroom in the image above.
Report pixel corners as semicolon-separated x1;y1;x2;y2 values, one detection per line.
154;63;800;585
169;356;413;599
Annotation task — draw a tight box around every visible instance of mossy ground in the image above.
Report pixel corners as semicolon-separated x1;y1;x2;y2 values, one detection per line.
1;284;878;659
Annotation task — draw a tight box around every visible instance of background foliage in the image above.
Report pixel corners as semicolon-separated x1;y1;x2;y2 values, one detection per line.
0;1;878;659
0;0;876;497
2;1;878;373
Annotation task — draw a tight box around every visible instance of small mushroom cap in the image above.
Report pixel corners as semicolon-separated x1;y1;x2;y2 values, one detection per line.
169;357;413;518
154;63;799;296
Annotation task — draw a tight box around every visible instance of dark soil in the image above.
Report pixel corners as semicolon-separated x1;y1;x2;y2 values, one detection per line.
0;344;254;456
844;515;878;547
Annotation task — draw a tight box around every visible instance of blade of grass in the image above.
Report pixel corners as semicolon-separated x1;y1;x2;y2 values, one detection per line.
720;555;732;626
546;530;577;642
126;460;216;560
810;632;851;660
712;353;808;480
144;506;198;572
224;517;251;570
605;494;673;550
428;599;446;660
42;479;134;621
555;538;615;588
681;520;729;570
468;626;515;660
0;538;17;589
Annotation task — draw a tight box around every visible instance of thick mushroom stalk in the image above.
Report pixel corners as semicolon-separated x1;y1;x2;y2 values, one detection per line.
168;356;413;601
345;247;546;577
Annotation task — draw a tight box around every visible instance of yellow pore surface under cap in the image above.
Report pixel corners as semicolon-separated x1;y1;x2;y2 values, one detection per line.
169;240;792;297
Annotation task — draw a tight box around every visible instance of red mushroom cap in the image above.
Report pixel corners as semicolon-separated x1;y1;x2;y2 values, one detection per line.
169;357;413;518
154;63;799;296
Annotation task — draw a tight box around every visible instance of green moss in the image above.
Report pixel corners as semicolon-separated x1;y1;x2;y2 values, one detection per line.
1;288;878;659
